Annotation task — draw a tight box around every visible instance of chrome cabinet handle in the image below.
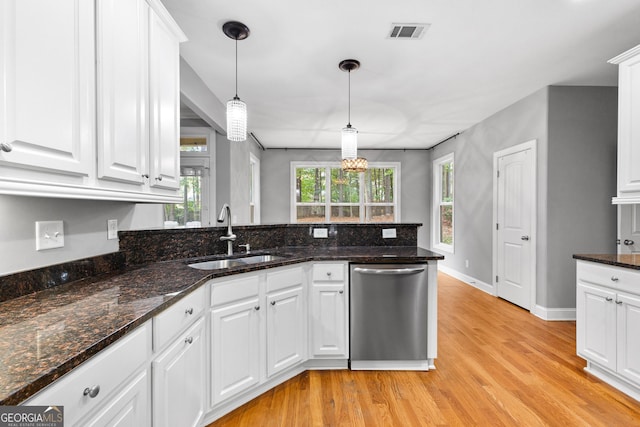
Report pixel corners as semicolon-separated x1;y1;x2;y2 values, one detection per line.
142;174;149;179
616;300;623;305
0;142;12;152
83;385;100;398
254;306;260;311
611;276;619;282
624;239;635;245
606;297;613;302
185;307;194;315
185;336;193;344
339;290;344;294
521;236;530;241
156;176;163;181
270;301;276;306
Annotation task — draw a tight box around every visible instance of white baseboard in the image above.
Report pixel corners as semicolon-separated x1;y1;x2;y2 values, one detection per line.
437;265;494;295
532;305;576;321
438;265;576;321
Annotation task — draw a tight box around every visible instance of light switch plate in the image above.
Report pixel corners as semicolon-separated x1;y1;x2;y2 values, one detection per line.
35;220;64;250
107;219;118;240
382;228;397;239
313;228;328;238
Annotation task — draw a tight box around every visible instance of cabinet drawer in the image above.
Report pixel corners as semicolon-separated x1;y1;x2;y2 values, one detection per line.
312;263;345;282
24;322;151;426
154;286;205;351
210;274;260;307
267;266;304;293
577;260;640;294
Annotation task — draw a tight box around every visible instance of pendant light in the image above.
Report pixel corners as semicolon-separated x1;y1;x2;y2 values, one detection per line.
223;21;250;142
339;59;367;172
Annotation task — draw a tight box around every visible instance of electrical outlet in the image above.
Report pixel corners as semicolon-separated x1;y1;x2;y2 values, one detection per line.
313;228;328;238
382;228;397;239
35;220;64;251
107;219;118;240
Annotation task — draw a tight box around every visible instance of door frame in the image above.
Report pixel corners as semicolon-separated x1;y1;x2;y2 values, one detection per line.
492;139;537;311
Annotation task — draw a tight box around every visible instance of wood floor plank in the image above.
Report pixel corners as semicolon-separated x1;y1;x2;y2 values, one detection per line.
208;272;640;426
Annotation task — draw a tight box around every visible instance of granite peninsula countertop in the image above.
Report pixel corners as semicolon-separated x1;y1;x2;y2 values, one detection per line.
573;253;640;270
0;246;443;405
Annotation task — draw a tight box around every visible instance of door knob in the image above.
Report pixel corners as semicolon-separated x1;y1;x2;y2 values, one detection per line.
624;239;635;245
521;236;529;241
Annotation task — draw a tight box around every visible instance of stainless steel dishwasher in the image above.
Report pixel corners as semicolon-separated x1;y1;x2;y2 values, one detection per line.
350;263;429;370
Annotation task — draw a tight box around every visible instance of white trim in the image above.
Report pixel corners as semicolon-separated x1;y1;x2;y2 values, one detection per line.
437;265;494;295
432;153;454;253
492;139;537;312
532;305;576;321
249;152;261;224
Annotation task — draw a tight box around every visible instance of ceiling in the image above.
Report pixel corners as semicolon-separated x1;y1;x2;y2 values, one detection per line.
161;0;640;150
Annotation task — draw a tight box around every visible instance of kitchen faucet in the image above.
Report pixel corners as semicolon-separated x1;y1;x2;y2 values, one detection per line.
217;204;236;255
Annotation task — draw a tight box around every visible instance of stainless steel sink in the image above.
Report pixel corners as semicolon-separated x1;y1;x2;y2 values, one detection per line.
187;254;285;270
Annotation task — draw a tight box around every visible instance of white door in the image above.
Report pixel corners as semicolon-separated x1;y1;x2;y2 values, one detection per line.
266;286;305;377
618;205;640;254
494;142;535;310
617;291;640;384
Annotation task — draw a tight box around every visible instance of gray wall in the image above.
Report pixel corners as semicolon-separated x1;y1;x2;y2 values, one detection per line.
260;149;432;247
546;86;618;307
431;86;617;309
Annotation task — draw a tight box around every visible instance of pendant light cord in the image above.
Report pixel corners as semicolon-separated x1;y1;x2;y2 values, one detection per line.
347;70;351;126
235;38;239;98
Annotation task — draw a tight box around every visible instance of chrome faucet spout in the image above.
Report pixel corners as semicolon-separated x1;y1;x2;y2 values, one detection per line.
217;204;236;255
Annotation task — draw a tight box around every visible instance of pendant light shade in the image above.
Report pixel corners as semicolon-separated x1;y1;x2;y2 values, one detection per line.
339;59;366;170
341;124;358;159
226;96;247;142
223;21;250;142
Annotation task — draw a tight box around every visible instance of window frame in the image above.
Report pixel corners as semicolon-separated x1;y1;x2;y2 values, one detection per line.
290;161;401;223
432;153;454;253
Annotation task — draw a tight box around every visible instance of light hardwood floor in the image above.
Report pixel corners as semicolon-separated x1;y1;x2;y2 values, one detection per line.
208;272;640;426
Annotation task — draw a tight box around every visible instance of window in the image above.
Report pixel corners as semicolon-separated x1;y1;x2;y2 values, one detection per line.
249;153;260;224
433;153;454;252
291;162;399;223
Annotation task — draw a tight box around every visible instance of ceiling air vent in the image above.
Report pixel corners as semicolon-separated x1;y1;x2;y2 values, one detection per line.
388;23;430;40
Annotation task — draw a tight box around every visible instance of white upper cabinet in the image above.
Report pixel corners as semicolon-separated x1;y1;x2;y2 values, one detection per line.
610;44;640;204
0;0;185;202
0;0;95;189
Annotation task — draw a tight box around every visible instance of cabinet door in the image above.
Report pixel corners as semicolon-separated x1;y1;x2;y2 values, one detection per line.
310;283;348;357
211;298;261;405
267;286;305;377
617;291;640;384
152;318;205;427
615;46;640;201
96;0;148;186
148;8;180;191
576;282;617;370
78;369;149;427
0;0;94;180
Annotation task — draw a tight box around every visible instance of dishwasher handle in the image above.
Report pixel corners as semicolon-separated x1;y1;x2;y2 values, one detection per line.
353;266;425;275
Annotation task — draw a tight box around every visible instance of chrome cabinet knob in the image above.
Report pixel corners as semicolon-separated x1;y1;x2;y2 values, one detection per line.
83;385;100;398
254;306;260;311
185;336;193;344
606;297;613;302
611;276;619;282
624;239;635;246
142;174;149;179
185;307;194;315
156;176;163;181
0;142;12;152
326;271;332;277
339;290;344;294
616;300;623;305
521;236;530;241
270;301;276;306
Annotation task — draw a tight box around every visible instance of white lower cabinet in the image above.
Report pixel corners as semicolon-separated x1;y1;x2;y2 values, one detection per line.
266;268;306;377
24;322;152;427
576;260;640;400
210;274;261;405
309;262;349;358
152;318;205;427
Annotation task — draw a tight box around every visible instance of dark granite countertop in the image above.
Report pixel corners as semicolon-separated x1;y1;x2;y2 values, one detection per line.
573;253;640;270
0;246;442;405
